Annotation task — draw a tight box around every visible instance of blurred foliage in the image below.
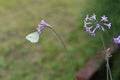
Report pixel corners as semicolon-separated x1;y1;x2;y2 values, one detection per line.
0;0;88;80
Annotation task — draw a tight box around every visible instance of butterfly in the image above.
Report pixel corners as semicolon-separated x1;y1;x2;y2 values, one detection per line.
25;31;41;43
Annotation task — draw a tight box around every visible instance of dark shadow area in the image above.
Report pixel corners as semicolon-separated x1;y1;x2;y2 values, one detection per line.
90;46;120;80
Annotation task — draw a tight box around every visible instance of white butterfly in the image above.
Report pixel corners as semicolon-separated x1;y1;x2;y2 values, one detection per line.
25;31;40;43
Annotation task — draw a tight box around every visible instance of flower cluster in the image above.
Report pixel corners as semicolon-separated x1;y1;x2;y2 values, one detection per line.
113;35;120;44
84;13;111;36
37;20;52;33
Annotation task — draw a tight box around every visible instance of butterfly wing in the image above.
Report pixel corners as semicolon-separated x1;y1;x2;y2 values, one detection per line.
25;32;39;43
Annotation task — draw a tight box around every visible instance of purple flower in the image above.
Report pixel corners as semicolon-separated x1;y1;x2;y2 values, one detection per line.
85;26;93;32
90;27;97;36
37;20;52;33
85;14;91;21
90;13;96;20
89;31;95;36
83;13;111;36
37;24;45;33
104;23;111;29
101;15;108;22
113;35;120;44
40;20;52;28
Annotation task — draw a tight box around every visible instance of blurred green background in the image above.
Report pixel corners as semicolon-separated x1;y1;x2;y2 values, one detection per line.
0;0;120;80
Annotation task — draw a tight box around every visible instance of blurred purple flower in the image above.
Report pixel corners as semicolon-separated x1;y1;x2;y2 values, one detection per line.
90;13;96;20
40;20;52;28
89;27;97;36
37;20;52;33
85;14;91;21
113;35;120;44
85;26;93;32
101;15;108;22
104;23;111;29
89;31;95;36
84;13;111;36
37;24;44;33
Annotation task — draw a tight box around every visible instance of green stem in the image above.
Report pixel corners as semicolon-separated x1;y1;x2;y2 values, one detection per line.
106;57;113;80
49;28;76;80
100;33;113;80
107;60;109;80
